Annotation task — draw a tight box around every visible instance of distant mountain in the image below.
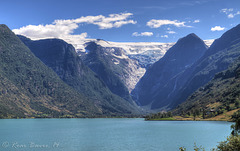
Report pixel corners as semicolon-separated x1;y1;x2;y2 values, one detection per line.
80;40;145;103
18;35;140;117
72;38;213;68
173;56;240;117
0;24;102;118
69;38;214;69
103;41;175;68
78;39;171;70
132;33;208;110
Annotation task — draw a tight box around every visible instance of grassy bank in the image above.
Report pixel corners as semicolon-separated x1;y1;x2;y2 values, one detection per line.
146;109;240;121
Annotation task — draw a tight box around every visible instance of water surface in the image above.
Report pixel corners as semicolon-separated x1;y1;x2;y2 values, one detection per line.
0;118;232;151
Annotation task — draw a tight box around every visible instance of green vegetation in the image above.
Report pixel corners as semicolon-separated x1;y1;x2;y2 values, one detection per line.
145;111;174;120
171;56;240;121
178;110;240;151
0;24;140;118
179;143;206;151
0;24;102;118
212;110;240;151
146;57;240;121
215;136;240;151
18;36;140;117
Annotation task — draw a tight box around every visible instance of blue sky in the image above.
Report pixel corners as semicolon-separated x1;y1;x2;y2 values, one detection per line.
1;0;240;43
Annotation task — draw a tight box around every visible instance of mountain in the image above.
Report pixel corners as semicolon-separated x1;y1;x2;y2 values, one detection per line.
70;38;212;68
132;33;208;110
100;41;175;68
0;24;102;118
173;56;240;117
18;35;140;116
73;39;174;68
168;24;240;109
79;40;145;104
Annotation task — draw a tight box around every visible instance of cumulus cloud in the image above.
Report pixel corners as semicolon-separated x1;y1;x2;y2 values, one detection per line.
13;13;136;50
211;26;225;31
132;32;153;37
220;8;240;18
147;19;191;28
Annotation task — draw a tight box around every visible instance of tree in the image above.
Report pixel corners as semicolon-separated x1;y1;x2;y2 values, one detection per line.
231;110;240;136
235;99;240;108
214;110;240;151
215;135;240;151
167;112;172;117
179;147;186;151
202;109;206;119
193;110;197;120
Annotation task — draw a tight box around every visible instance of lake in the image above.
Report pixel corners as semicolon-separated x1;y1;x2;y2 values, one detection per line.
0;118;232;151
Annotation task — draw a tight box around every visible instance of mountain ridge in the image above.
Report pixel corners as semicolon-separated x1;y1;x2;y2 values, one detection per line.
0;24;99;118
77;39;213;68
132;33;208;110
169;23;240;109
18;35;141;116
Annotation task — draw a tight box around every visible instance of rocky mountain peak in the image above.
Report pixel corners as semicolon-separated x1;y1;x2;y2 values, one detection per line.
132;33;207;108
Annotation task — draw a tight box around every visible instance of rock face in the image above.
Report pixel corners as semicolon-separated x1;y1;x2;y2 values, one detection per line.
80;40;145;103
18;35;141;117
132;33;208;110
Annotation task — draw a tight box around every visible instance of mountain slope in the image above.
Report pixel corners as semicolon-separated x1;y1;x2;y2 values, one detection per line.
168;24;240;109
81;40;145;103
132;33;207;109
0;24;101;118
173;57;240;117
18;35;140;116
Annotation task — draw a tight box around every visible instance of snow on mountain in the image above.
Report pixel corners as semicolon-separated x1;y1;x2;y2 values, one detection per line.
81;41;146;94
75;39;214;68
204;39;215;47
109;42;176;68
74;38;214;94
76;39;175;68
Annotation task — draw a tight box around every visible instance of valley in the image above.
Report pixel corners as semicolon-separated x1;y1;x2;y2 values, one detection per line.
0;23;239;120
2;1;240;150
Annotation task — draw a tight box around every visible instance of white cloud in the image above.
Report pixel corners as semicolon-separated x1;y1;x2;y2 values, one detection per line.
220;8;240;18
132;32;153;37
13;13;136;50
147;19;191;28
193;19;200;23
53;13;136;29
161;35;169;38
221;8;233;13
228;14;234;18
166;31;176;34
211;26;225;31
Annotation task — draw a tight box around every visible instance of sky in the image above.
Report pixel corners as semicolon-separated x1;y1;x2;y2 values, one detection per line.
1;0;240;44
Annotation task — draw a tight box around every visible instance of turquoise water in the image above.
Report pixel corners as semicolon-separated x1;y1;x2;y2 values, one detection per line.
0;118;232;151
